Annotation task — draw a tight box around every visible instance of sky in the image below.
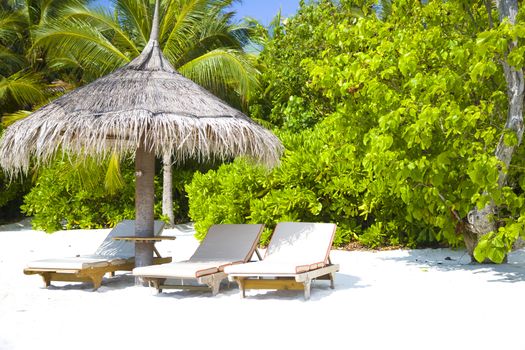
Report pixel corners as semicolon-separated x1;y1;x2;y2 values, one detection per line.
91;0;301;26
230;0;301;25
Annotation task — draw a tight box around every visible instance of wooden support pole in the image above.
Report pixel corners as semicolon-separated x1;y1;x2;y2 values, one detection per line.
134;141;156;284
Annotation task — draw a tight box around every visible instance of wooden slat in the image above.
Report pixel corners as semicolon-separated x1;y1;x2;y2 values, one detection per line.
25;255;172;289
158;284;211;291
242;279;304;290
295;264;340;282
25;268;79;274
112;236;176;242
47;273;92;283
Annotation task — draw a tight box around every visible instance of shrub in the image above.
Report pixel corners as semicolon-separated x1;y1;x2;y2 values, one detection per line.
0;169;30;224
186;159;268;241
22;158;158;232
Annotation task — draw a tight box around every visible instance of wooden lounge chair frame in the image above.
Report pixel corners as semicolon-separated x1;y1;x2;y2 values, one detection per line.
134;224;264;296
144;271;228;296
24;220;170;290
226;222;340;300
229;259;339;300
24;255;171;291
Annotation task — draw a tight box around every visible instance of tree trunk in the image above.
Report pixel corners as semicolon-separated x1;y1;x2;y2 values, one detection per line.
162;152;175;227
465;0;524;261
134;141;155;284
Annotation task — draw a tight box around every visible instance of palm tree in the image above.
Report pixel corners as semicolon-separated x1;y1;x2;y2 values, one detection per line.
33;0;261;226
0;0;90;223
1;0;91;121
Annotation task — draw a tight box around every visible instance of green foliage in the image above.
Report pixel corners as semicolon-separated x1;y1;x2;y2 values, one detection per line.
33;0;260;111
186;159;268;241
249;0;364;130
187;0;525;254
473;218;524;263
1;0;261;233
303;0;513;250
0;168;30;224
22;158;156;232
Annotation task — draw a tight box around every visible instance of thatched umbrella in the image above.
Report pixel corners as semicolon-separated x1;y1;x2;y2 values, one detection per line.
0;0;283;270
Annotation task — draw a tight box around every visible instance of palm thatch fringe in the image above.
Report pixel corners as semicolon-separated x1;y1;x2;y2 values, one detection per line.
0;112;282;176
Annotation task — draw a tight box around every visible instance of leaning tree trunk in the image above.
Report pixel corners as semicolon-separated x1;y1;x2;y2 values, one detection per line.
465;0;525;261
134;141;156;284
162;152;175;227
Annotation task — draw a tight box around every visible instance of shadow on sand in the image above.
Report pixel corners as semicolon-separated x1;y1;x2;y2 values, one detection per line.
380;248;525;283
149;272;361;301
45;273;137;293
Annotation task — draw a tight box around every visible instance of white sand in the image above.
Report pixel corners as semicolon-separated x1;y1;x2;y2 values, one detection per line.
1;220;525;350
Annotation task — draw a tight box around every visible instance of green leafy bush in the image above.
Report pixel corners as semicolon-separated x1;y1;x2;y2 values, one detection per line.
0;169;30;224
187;0;525;254
22;158;158;232
186;159;268;241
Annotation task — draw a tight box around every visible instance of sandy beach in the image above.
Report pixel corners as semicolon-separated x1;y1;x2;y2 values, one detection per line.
1;220;525;350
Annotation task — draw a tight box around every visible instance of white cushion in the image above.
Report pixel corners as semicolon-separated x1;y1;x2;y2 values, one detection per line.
265;222;336;267
224;223;336;276
26;256;112;270
224;261;310;275
133;260;235;278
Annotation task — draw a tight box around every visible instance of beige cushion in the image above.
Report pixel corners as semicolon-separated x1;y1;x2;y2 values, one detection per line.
94;220;165;258
133;260;235;278
190;224;263;262
133;224;263;279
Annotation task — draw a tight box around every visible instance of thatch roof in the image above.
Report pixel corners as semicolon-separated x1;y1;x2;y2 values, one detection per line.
0;12;283;175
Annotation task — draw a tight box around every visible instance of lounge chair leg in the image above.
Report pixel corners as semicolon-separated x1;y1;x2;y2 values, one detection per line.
329;272;335;289
210;281;221;296
89;273;105;291
235;278;246;298
304;279;311;301
92;279;102;291
149;278;164;293
41;273;52;288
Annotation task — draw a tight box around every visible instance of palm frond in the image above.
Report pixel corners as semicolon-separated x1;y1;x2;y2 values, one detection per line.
0;71;47;108
163;0;209;61
116;0;150;46
179;48;260;107
1;109;31;127
25;0;89;26
0;6;26;46
60;4;141;56
105;152;124;194
164;3;243;66
33;18;130;77
70;156;107;192
0;47;27;75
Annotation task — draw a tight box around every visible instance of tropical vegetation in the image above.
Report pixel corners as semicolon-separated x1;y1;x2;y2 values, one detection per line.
2;0;525;263
1;0;260;227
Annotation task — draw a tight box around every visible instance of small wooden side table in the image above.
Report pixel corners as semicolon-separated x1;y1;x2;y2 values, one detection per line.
113;236;176;258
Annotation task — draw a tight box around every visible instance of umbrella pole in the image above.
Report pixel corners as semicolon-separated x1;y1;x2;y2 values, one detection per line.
134;142;155;284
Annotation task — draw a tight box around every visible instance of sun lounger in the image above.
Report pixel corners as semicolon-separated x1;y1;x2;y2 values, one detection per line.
132;224;264;295
24;220;171;290
224;222;339;300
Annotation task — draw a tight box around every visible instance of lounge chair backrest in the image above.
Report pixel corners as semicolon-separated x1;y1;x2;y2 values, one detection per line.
94;220;165;257
264;222;336;266
190;224;264;263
